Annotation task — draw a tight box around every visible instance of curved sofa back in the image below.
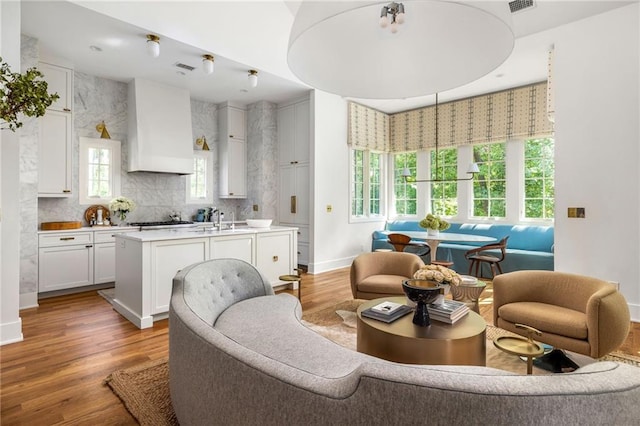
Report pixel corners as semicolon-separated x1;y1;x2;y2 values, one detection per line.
172;258;274;325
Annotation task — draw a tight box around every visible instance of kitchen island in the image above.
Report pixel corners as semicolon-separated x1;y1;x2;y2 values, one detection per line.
113;226;298;328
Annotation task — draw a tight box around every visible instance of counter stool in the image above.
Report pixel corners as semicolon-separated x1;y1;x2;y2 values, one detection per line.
279;268;303;301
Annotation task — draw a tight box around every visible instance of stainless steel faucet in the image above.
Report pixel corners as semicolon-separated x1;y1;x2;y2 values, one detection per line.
230;211;235;230
213;209;223;230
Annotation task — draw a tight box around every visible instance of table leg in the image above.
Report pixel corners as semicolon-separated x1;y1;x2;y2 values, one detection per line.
526;356;534;375
426;240;440;262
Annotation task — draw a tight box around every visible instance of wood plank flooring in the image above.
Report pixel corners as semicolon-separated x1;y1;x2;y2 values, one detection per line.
2;268;639;424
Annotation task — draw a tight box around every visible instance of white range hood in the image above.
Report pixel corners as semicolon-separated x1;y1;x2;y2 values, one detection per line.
127;78;194;174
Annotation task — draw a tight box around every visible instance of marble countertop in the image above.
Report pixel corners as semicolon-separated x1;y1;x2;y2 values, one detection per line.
115;225;298;242
38;225;139;234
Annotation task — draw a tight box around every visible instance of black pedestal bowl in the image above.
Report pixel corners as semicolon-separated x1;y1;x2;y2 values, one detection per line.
402;279;444;326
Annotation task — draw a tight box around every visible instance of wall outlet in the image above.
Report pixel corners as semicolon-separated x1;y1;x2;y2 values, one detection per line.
253;204;259;211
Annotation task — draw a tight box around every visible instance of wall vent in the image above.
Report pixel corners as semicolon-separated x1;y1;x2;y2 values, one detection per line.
174;62;196;72
509;0;535;14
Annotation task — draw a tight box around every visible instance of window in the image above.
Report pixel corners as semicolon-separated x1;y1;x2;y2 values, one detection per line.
79;137;121;205
524;138;554;219
430;147;458;216
186;151;213;204
351;149;385;219
472;143;506;218
393;152;417;216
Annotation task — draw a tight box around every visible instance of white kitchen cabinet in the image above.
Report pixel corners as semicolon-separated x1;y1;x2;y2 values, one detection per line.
218;103;247;198
150;238;210;314
38;62;73;197
210;234;255;264
38;232;93;292
38;62;73;113
93;229;132;284
38;106;72;197
256;231;297;286
278;99;310;265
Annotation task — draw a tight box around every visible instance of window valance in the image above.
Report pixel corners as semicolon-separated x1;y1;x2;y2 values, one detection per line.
348;82;553;153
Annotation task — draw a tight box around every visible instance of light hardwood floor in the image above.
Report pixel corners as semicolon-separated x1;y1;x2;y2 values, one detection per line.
1;268;639;424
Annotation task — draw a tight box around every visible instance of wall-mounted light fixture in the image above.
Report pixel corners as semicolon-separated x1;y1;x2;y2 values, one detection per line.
402;93;479;183
146;34;160;58
202;54;214;74
248;69;258;88
379;2;405;33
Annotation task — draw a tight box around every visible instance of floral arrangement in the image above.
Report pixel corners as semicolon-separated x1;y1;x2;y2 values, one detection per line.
419;213;450;231
413;264;462;286
109;196;136;221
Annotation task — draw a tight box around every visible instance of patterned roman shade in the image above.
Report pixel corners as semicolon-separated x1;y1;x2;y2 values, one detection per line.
348;82;554;153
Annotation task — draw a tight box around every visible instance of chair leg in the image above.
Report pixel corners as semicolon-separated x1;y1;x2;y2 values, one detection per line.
496;263;504;275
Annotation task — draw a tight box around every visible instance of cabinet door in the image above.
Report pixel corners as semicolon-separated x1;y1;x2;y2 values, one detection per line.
278;165;296;224
293;164;310;224
39;245;94;292
38;62;73;112
256;232;294;286
277;105;295;166
39;110;72;196
228;107;246;140
210;235;254;264
224;138;246;197
294;100;310;163
150;238;209;314
94;242;116;284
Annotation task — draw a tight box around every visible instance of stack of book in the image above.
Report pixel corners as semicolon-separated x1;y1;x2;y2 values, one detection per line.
361;301;413;323
427;299;469;324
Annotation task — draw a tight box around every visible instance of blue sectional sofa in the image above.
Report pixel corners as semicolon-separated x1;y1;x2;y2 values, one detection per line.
372;221;554;276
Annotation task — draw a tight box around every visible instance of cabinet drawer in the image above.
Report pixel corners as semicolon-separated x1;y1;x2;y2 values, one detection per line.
94;230;130;243
297;242;309;266
39;232;92;247
296;226;309;243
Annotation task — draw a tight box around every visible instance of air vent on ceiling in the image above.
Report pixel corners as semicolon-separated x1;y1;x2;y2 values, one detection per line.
509;0;535;14
174;62;196;72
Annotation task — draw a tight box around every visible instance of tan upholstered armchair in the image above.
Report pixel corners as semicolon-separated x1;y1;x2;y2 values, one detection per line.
493;270;630;358
350;251;425;299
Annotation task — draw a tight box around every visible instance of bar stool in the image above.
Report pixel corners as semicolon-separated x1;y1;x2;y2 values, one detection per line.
279;268;303;301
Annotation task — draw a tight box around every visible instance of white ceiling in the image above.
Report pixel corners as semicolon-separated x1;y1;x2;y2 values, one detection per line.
20;1;634;112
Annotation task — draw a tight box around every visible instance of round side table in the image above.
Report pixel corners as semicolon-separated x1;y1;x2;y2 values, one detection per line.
279;269;302;301
450;281;486;313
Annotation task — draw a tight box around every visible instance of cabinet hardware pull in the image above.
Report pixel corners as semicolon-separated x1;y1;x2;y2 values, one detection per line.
297;231;301;235
63;190;71;193
290;161;298;164
297;251;301;254
63;108;71;112
272;255;278;262
86;245;93;248
229;135;234;138
60;237;75;241
290;195;297;214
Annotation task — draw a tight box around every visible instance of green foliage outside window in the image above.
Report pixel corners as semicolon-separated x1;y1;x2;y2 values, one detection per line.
524;138;555;219
473;143;506;218
430;148;458;216
352;150;365;216
394;152;416;215
369;152;382;215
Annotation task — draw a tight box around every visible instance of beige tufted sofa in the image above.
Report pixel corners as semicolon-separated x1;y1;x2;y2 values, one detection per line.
169;259;640;426
493;270;630;358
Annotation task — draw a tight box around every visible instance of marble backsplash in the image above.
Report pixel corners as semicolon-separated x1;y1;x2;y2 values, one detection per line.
22;39;279;296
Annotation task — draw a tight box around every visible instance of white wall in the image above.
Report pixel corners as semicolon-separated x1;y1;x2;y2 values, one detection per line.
1;0;24;345
309;90;385;274
553;4;639;321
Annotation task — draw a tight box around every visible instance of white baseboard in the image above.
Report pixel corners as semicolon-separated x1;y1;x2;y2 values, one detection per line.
20;292;39;310
307;255;355;275
112;298;154;329
0;319;24;346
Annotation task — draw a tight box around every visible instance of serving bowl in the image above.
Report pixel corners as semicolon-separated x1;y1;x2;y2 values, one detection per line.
402;279;444;326
246;219;272;228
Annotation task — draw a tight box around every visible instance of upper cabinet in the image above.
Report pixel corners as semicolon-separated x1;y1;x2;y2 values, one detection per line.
38;62;73;197
218;103;247;198
38;62;73;113
278;99;310;166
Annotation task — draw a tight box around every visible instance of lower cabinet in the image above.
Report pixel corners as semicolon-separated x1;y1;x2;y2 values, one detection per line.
39;243;94;292
210;234;254;264
256;231;296;284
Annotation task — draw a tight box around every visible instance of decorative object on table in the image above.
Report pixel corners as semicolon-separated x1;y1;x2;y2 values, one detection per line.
450;279;486;313
360;301;413;324
426;299;469;324
413;263;461;304
402;279;444;326
109;196;136;222
0;57;60;131
84;205;110;226
195;135;209;151
419;213;450;236
96;121;111;139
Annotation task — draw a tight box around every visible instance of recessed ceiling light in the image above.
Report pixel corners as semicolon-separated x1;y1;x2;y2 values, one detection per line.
89;45;102;52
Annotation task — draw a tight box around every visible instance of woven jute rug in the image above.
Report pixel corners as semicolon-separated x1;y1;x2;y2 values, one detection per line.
105;300;639;425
